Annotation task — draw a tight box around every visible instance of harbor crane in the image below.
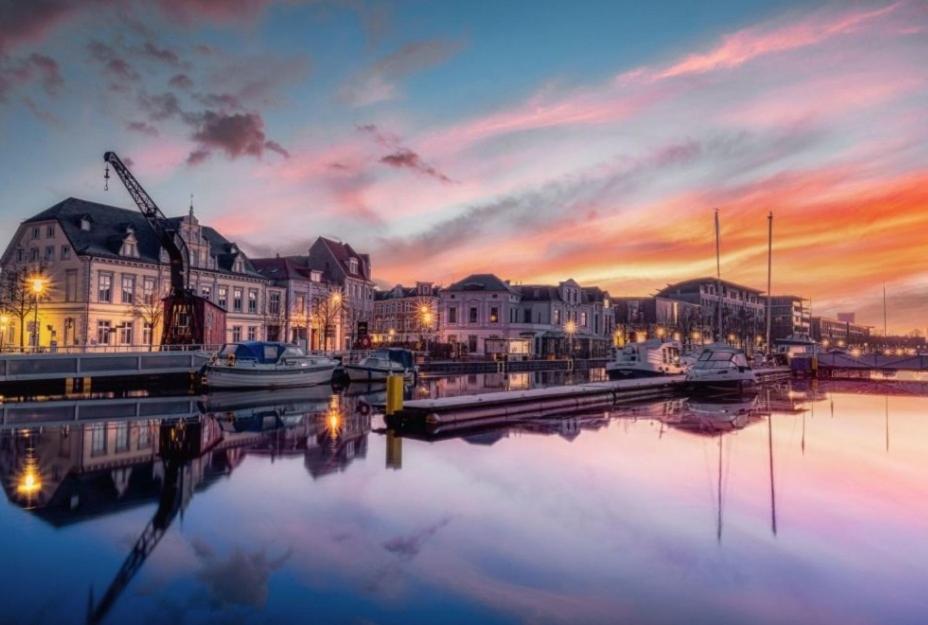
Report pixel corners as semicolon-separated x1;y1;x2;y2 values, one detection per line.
103;152;225;345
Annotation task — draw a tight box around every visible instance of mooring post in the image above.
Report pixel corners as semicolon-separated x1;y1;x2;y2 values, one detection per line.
386;374;404;415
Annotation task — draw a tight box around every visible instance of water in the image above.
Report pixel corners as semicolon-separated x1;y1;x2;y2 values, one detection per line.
1;378;926;625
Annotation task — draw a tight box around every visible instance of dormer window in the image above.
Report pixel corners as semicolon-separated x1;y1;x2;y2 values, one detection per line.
80;216;92;231
348;258;359;274
233;255;244;273
120;226;139;257
310;270;321;283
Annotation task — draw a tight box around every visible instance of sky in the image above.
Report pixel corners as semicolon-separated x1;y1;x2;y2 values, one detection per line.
0;0;926;332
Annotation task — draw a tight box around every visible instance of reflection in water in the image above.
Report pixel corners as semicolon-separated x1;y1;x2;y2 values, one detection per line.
1;379;928;625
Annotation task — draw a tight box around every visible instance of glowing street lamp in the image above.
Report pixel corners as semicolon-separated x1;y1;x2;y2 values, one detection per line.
565;320;577;358
29;275;46;350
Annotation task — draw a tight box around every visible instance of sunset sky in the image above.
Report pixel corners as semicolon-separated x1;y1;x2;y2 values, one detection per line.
1;0;926;332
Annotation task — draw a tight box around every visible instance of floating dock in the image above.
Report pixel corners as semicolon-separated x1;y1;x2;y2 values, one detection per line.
388;367;791;432
0;350;210;385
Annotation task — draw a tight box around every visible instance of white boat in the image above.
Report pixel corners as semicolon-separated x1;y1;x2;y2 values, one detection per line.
343;348;417;383
606;339;685;379
203;342;338;389
685;343;758;395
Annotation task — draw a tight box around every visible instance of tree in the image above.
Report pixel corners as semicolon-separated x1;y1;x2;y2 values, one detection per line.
311;287;343;351
0;266;39;350
132;295;164;351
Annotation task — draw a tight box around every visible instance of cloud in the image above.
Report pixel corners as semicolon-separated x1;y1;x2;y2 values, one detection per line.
139;40;183;67
154;0;276;23
0;53;63;101
138;90;183;121
194;542;292;609
380;148;454;184
341;39;462;106
88;39;141;82
187;110;289;163
0;0;107;53
127;120;160;136
168;73;193;89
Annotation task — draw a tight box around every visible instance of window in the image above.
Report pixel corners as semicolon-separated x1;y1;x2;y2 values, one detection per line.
523;309;531;323
30;248;39;261
448;307;457;323
469;307;478;324
97;320;112;344
44;245;54;261
218;286;228;309
138;423;151;449
233;288;243;312
468;335;478;352
201;285;212;301
91;423;106;456
16;249;23;262
115;422;129;452
46;224;55;238
142;322;153;346
118;321;133;344
248;289;258;313
269;292;281;315
490;307;499;323
98;272;113;302
121;275;135;304
310;271;321;283
553;309;561;325
65;269;77;302
143;277;155;304
31;227;40;240
61;245;70;260
580;312;587;327
80;217;92;231
295;294;305;312
231;326;242;342
349;258;359;274
247;326;257;341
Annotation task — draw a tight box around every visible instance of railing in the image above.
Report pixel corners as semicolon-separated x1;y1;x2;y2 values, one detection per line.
0;343;225;355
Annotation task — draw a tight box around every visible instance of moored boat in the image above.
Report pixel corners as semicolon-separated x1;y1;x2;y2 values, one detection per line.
343;348;417;382
685;343;758;395
606;339;685;379
203;341;338;389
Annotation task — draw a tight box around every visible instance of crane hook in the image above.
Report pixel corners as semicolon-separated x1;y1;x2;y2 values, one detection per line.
104;164;110;191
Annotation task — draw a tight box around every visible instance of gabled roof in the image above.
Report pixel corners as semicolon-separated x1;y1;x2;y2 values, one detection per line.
308;237;371;283
19;197;262;277
516;284;559;301
252;256;321;282
446;273;515;293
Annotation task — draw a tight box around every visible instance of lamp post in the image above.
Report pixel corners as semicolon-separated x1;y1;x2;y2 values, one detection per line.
565;319;577;360
29;276;46;351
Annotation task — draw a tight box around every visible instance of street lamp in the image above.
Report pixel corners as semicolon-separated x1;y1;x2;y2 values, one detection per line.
29;276;46;351
565;320;577;358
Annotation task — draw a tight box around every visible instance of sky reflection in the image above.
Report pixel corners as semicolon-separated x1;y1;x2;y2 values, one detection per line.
1;382;927;625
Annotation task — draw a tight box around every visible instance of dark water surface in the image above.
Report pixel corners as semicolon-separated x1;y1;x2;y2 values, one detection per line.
1;377;926;625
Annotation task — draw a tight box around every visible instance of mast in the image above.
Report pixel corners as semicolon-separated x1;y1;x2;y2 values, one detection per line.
767;388;778;536
883;284;888;339
766;211;773;355
715;209;723;342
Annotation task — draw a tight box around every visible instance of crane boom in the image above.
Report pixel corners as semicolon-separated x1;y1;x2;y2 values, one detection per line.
103;151;190;294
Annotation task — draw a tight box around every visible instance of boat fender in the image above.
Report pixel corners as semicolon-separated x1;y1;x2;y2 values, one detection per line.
358;401;371;416
227;353;236;367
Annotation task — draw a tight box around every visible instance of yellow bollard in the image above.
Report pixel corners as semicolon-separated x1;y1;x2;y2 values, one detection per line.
386;374;404;416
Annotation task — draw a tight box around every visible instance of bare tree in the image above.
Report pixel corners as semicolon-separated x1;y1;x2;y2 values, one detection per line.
311;287;343;351
0;266;39;350
132;296;164;351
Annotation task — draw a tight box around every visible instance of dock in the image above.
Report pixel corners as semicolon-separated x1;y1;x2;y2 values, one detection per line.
0;350;210;385
388;367;791;432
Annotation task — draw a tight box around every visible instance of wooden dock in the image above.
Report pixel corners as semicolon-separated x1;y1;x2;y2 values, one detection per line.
0;350;210;384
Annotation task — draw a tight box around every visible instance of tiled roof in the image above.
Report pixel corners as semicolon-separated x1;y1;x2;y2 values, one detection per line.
446;273;514;293
21;197;262;277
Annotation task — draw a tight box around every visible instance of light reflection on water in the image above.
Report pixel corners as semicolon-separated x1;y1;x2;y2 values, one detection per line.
0;379;926;625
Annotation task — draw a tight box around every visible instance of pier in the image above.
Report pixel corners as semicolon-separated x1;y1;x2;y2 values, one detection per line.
0;350;210;385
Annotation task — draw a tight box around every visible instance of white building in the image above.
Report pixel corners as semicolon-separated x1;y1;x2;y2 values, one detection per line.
0;197;284;349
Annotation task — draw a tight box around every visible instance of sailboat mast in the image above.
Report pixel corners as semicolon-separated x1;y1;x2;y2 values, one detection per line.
766;211;773;355
715;209;723;342
883;284;888;338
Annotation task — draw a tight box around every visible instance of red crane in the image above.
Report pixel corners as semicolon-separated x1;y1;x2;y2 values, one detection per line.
104;151;225;346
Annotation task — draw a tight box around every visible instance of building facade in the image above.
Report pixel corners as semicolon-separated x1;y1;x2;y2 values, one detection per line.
767;295;811;341
613;296;705;344
372;282;439;345
656;278;765;348
437;274;613;358
0;198;283;349
812;316;871;346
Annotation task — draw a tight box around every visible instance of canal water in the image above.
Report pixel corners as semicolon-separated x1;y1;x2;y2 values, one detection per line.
1;377;926;625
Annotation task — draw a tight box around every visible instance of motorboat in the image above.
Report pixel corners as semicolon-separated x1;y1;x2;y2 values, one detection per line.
203;342;338;389
685;343;758;395
606;339;685;379
342;348;417;383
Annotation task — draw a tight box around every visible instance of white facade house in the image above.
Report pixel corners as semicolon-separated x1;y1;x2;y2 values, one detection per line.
0;197;284;349
438;274;613;358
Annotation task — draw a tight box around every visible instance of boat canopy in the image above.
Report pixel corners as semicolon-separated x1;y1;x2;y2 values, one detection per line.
373;348;415;370
223;341;302;364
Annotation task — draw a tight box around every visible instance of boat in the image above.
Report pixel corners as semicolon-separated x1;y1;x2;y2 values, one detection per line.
685;343;758;395
343;348;417;382
606;339;685;379
202;341;338;389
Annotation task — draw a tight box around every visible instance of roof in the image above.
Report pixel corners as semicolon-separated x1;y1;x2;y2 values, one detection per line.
657;277;763;296
374;283;439;300
309;236;372;283
252;256;321;282
446;273;515;293
516;284;559;301
20;197;262;277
